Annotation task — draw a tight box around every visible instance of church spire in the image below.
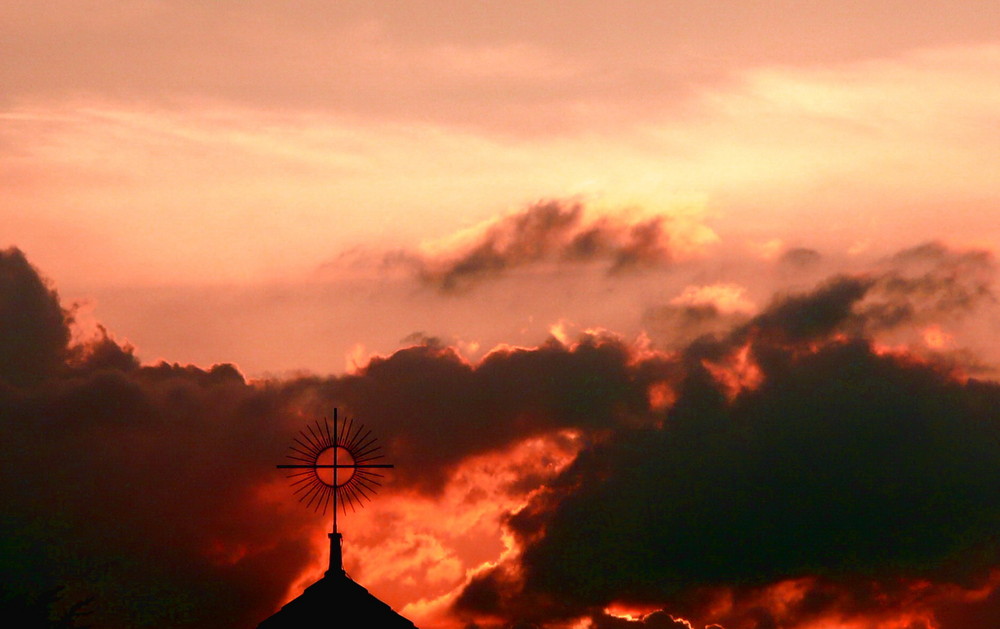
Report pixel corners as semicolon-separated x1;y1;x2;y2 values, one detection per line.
328;531;343;575
261;410;417;628
275;408;394;575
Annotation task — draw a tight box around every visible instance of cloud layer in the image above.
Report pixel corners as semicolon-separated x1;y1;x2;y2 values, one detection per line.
0;247;657;626
454;247;1000;628
3;243;1000;628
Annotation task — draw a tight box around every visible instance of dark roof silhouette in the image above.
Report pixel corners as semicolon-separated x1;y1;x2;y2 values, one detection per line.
257;569;418;629
257;534;418;628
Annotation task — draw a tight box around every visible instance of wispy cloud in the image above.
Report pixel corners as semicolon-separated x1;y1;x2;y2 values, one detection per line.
392;199;715;292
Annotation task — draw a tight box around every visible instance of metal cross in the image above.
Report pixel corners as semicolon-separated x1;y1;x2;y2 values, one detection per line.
277;408;394;572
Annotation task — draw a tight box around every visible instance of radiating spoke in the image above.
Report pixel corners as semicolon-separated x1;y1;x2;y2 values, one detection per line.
277;407;394;535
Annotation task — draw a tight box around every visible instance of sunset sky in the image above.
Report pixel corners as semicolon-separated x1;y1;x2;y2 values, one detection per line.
3;2;1000;628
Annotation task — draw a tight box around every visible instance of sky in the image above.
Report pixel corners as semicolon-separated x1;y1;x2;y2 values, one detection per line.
3;2;1000;628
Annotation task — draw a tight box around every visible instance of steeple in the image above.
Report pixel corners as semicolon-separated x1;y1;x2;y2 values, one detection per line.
258;410;419;628
257;570;418;629
328;532;343;576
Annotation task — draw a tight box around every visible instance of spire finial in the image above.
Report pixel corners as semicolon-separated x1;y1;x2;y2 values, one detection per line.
276;408;394;575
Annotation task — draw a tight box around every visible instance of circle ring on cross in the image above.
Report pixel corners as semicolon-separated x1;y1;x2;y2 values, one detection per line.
278;413;393;515
315;445;356;488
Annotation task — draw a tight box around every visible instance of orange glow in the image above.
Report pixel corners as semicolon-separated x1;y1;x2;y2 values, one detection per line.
549;319;574;345
671;283;755;315
761;578;814;618
702;342;764;400
871;340;970;383
603;603;692;626
647;381;676;411
279;430;584;629
922;324;953;349
921;569;1000;605
205;539;250;567
690;573;1000;629
792;613;939;629
696;579;944;629
603;603;649;621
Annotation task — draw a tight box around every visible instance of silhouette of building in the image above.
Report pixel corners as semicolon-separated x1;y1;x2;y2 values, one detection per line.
257;533;418;628
260;412;418;627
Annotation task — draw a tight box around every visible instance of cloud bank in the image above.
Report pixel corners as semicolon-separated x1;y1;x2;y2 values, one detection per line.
451;249;1000;628
3;242;1000;628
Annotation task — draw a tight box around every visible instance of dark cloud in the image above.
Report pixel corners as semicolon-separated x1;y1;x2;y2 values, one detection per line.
741;274;874;343
400;200;674;292
0;249;339;627
684;242;994;362
0;248;667;627
332;334;656;494
0;247;70;386
456;261;1000;628
778;247;822;269
1;343;310;625
609;218;672;273
868;241;995;327
5;243;1000;629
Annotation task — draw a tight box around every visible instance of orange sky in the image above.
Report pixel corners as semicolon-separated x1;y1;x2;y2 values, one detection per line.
4;2;1000;379
3;3;1000;629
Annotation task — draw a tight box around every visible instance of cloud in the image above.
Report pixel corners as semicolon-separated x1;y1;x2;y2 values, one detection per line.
0;247;70;386
867;241;996;328
641;284;755;351
777;247;822;269
0;248;663;626
691;241;995;358
0;248;341;627
590;611;694;629
742;274;874;343
454;256;1000;628
4;243;1000;629
331;334;655;494
398;200;682;292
